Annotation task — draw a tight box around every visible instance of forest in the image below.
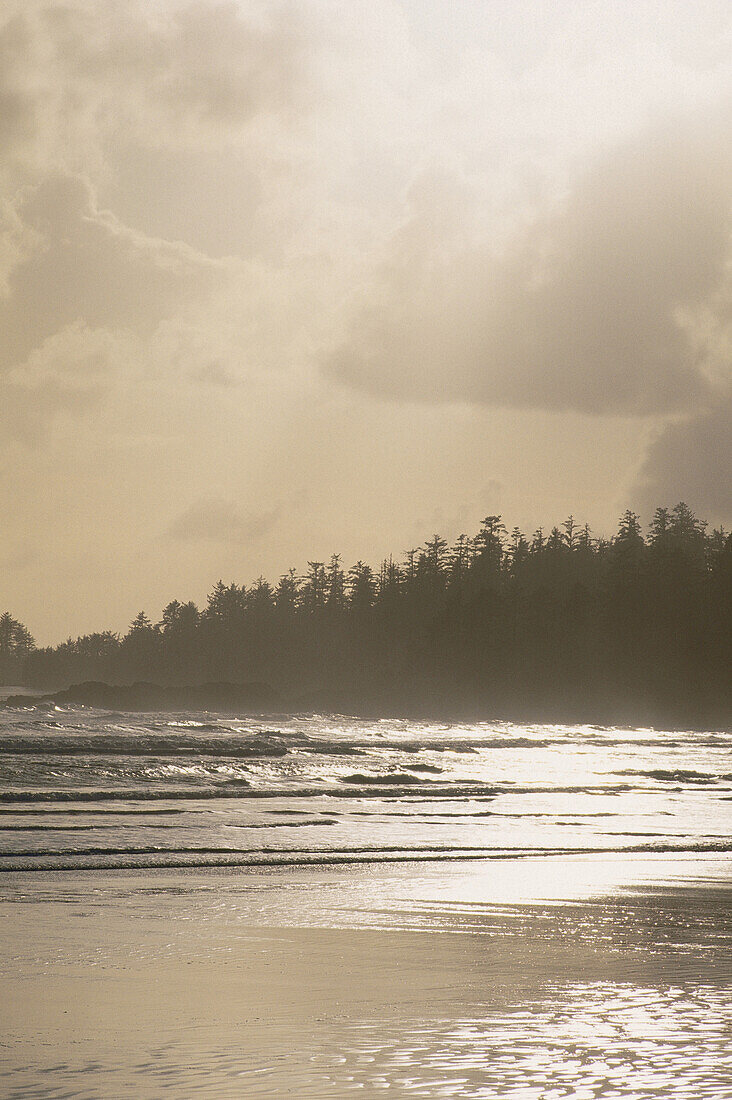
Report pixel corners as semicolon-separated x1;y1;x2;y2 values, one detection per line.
2;502;731;724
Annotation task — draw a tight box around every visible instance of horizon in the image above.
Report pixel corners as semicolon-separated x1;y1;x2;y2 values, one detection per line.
2;1;731;645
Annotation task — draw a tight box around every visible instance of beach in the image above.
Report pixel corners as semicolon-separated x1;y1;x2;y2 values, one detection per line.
1;856;730;1097
1;706;730;1095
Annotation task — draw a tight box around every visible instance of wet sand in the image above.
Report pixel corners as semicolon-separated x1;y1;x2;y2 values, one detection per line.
1;859;730;1097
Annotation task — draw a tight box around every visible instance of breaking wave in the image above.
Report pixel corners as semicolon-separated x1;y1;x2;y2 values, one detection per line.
1;707;729;878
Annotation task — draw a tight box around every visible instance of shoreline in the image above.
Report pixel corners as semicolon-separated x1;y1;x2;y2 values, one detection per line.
1;840;731;875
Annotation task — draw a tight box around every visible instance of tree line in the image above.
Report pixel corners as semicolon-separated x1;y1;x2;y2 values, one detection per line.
3;502;732;723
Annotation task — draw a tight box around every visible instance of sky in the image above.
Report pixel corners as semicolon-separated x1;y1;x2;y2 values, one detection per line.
1;0;731;644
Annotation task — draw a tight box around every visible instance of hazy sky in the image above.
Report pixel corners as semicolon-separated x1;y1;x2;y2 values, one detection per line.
1;0;731;644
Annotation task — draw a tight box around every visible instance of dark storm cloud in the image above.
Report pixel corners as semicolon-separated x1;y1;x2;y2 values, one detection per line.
167;499;282;545
633;385;732;525
328;114;731;417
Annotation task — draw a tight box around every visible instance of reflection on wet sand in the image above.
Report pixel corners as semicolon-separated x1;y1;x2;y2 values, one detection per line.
0;861;729;1097
157;982;729;1099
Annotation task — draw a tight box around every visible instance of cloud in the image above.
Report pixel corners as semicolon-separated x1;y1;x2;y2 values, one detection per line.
0;1;307;165
327;110;732;416
0;172;228;438
632;384;732;526
1;173;223;369
631;249;732;526
0;323;122;443
0;12;39;160
0;0;317;430
0;193;38;295
192;361;244;388
630;254;732;526
167;498;281;545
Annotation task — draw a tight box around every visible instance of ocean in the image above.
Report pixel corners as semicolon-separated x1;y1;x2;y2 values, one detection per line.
0;703;730;874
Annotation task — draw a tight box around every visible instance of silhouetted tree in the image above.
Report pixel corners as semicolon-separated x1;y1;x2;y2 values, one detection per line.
17;502;732;724
0;612;35;682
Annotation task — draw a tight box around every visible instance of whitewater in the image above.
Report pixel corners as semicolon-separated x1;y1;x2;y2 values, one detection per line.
0;701;730;874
